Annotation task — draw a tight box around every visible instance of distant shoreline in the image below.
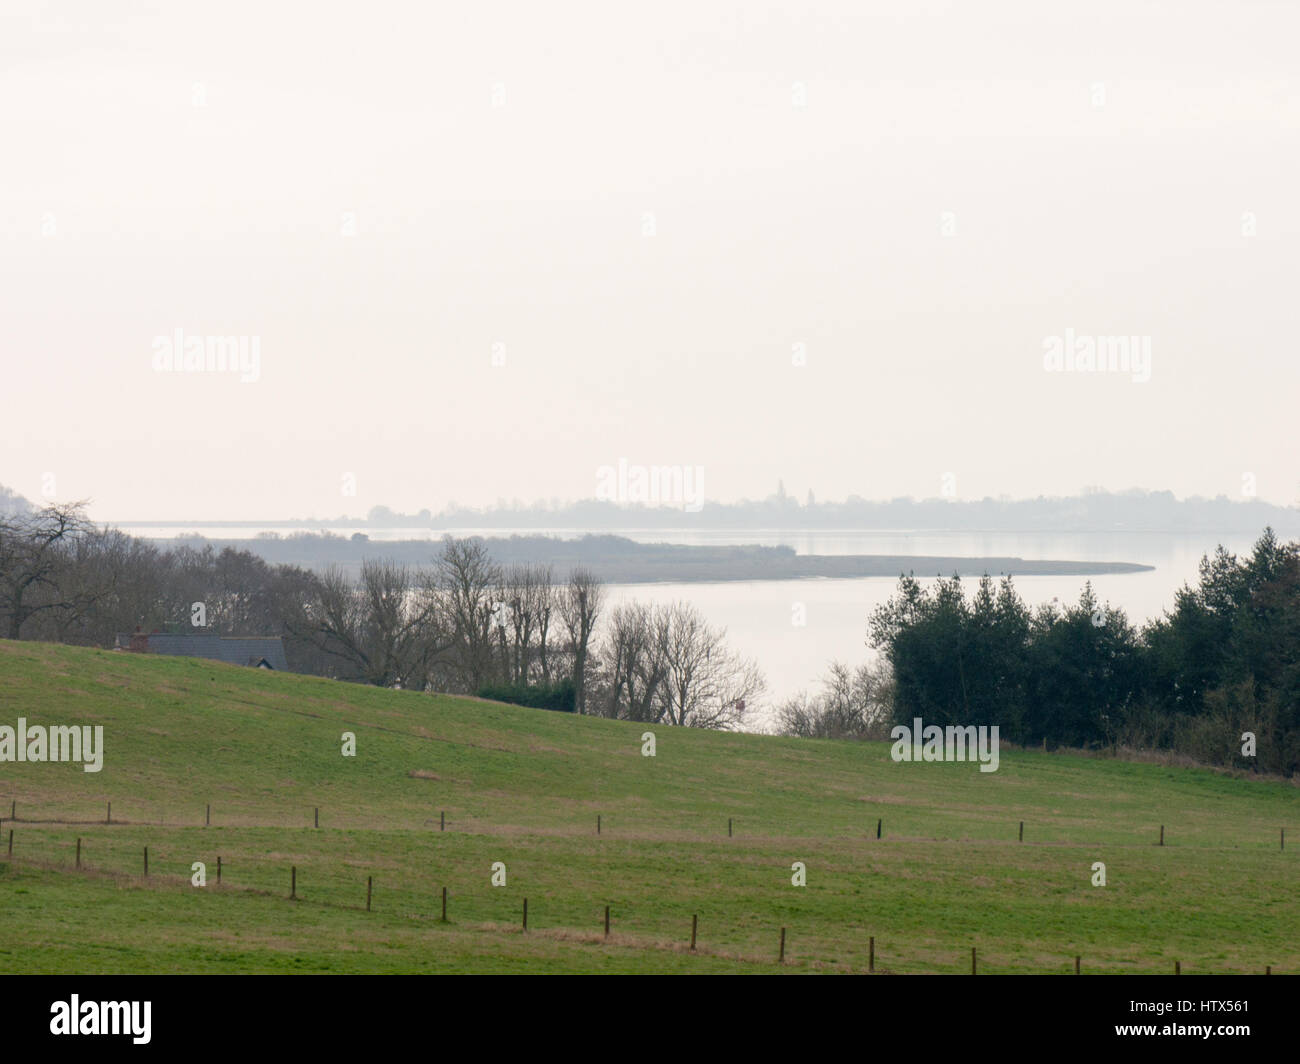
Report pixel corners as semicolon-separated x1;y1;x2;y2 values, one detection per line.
142;533;1156;584
103;488;1300;537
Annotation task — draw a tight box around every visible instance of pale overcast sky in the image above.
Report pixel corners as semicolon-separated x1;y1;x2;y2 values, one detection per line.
3;1;1298;520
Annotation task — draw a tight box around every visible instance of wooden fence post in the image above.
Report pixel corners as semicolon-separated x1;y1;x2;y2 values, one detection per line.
76;837;81;869
779;927;786;963
690;914;697;951
314;807;319;829
1075;955;1081;975
291;866;296;899
728;818;732;838
971;946;977;975
876;818;882;840
1019;821;1024;842
869;936;875;973
1160;825;1165;846
522;898;528;931
206;804;210;827
106;802;111;825
143;846;148;877
440;811;445;832
441;886;447;923
217;856;222;884
1174;960;1180;975
367;876;372;912
597;814;601;835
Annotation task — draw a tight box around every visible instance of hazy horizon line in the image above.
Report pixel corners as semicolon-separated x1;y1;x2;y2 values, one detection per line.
92;486;1299;526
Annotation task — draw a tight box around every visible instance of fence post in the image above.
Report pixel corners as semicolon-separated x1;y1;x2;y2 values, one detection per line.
1075;955;1081;975
291;866;296;899
779;927;786;963
1160;825;1165;846
440;811;445;832
971;947;977;975
604;905;610;938
876;818;882;840
106;802;111;825
217;856;222;884
1174;960;1180;975
522;898;528;931
206;804;210;827
1019;821;1024;842
690;914;697;951
1266;965;1271;975
728;818;732;838
314;807;319;829
76;838;81;869
367;876;372;912
597;814;601;835
869;936;875;973
441;886;447;923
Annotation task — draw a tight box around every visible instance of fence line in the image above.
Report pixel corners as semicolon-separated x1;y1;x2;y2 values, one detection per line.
2;801;1295;852
0;840;1286;975
2;799;1294;975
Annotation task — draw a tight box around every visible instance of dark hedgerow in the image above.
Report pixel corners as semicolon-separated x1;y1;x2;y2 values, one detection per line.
477;678;577;713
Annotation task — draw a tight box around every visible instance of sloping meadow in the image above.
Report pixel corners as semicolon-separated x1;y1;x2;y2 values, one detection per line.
1;640;1297;973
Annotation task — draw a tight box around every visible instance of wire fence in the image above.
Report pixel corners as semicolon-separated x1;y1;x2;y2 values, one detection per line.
1;800;1293;974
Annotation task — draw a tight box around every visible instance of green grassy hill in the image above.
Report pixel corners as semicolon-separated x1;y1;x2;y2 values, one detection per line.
1;640;1296;974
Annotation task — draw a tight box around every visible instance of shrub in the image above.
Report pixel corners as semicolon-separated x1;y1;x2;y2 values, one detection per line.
477;679;576;713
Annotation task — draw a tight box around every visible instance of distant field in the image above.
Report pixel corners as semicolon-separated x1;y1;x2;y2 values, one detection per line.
1;640;1296;974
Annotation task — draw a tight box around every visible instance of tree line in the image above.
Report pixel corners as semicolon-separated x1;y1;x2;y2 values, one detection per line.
859;529;1300;775
0;502;764;729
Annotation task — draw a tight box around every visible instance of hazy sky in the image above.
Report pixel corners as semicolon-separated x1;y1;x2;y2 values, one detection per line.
4;1;1298;520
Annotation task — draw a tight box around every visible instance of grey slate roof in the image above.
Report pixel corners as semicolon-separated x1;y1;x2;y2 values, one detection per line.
115;633;289;671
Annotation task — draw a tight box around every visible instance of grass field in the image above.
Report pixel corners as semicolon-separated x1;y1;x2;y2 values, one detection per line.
1;639;1297;974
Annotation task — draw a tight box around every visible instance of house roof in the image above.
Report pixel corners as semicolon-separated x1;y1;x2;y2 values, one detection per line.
115;633;289;671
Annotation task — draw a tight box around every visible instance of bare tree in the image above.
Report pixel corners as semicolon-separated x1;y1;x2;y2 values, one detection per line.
497;563;557;686
0;502;102;640
654;601;765;729
598;600;668;721
435;536;501;691
775;660;894;739
533;565;555;684
50;526;163;645
293;560;443;688
560;567;604;713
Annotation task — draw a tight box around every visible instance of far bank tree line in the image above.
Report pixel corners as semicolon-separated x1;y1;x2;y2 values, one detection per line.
0;502;764;730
